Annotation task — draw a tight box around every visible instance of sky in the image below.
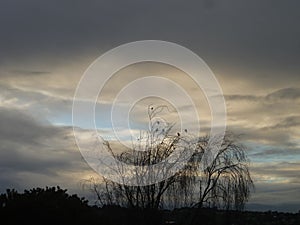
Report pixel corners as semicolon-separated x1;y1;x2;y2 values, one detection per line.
0;0;300;212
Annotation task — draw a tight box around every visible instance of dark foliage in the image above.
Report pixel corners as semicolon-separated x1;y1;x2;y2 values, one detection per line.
0;186;299;225
0;186;97;225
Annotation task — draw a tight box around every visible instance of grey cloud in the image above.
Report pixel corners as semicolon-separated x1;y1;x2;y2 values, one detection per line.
0;106;93;192
249;147;300;158
0;0;299;86
0;83;73;124
0;107;57;143
203;0;215;9
266;88;300;101
226;88;300;147
251;162;300;181
225;87;300;143
225;87;300;103
230;123;298;148
10;70;51;76
225;94;259;102
265;116;300;130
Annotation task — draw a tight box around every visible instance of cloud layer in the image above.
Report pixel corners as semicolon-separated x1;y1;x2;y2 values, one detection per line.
0;0;299;211
0;106;97;196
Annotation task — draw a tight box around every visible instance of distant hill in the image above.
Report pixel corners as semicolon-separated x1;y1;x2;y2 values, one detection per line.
246;203;300;213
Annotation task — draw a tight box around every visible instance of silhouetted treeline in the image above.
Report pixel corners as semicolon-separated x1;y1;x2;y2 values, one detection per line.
0;186;96;225
0;187;299;225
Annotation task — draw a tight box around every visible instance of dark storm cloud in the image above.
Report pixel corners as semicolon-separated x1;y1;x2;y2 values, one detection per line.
0;107;57;143
0;107;92;192
1;0;300;82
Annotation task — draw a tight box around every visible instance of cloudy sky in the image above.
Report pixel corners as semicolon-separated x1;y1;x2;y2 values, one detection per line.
0;0;300;212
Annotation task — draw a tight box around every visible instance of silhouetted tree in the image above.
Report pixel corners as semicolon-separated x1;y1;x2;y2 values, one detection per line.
167;133;253;210
86;106;253;210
